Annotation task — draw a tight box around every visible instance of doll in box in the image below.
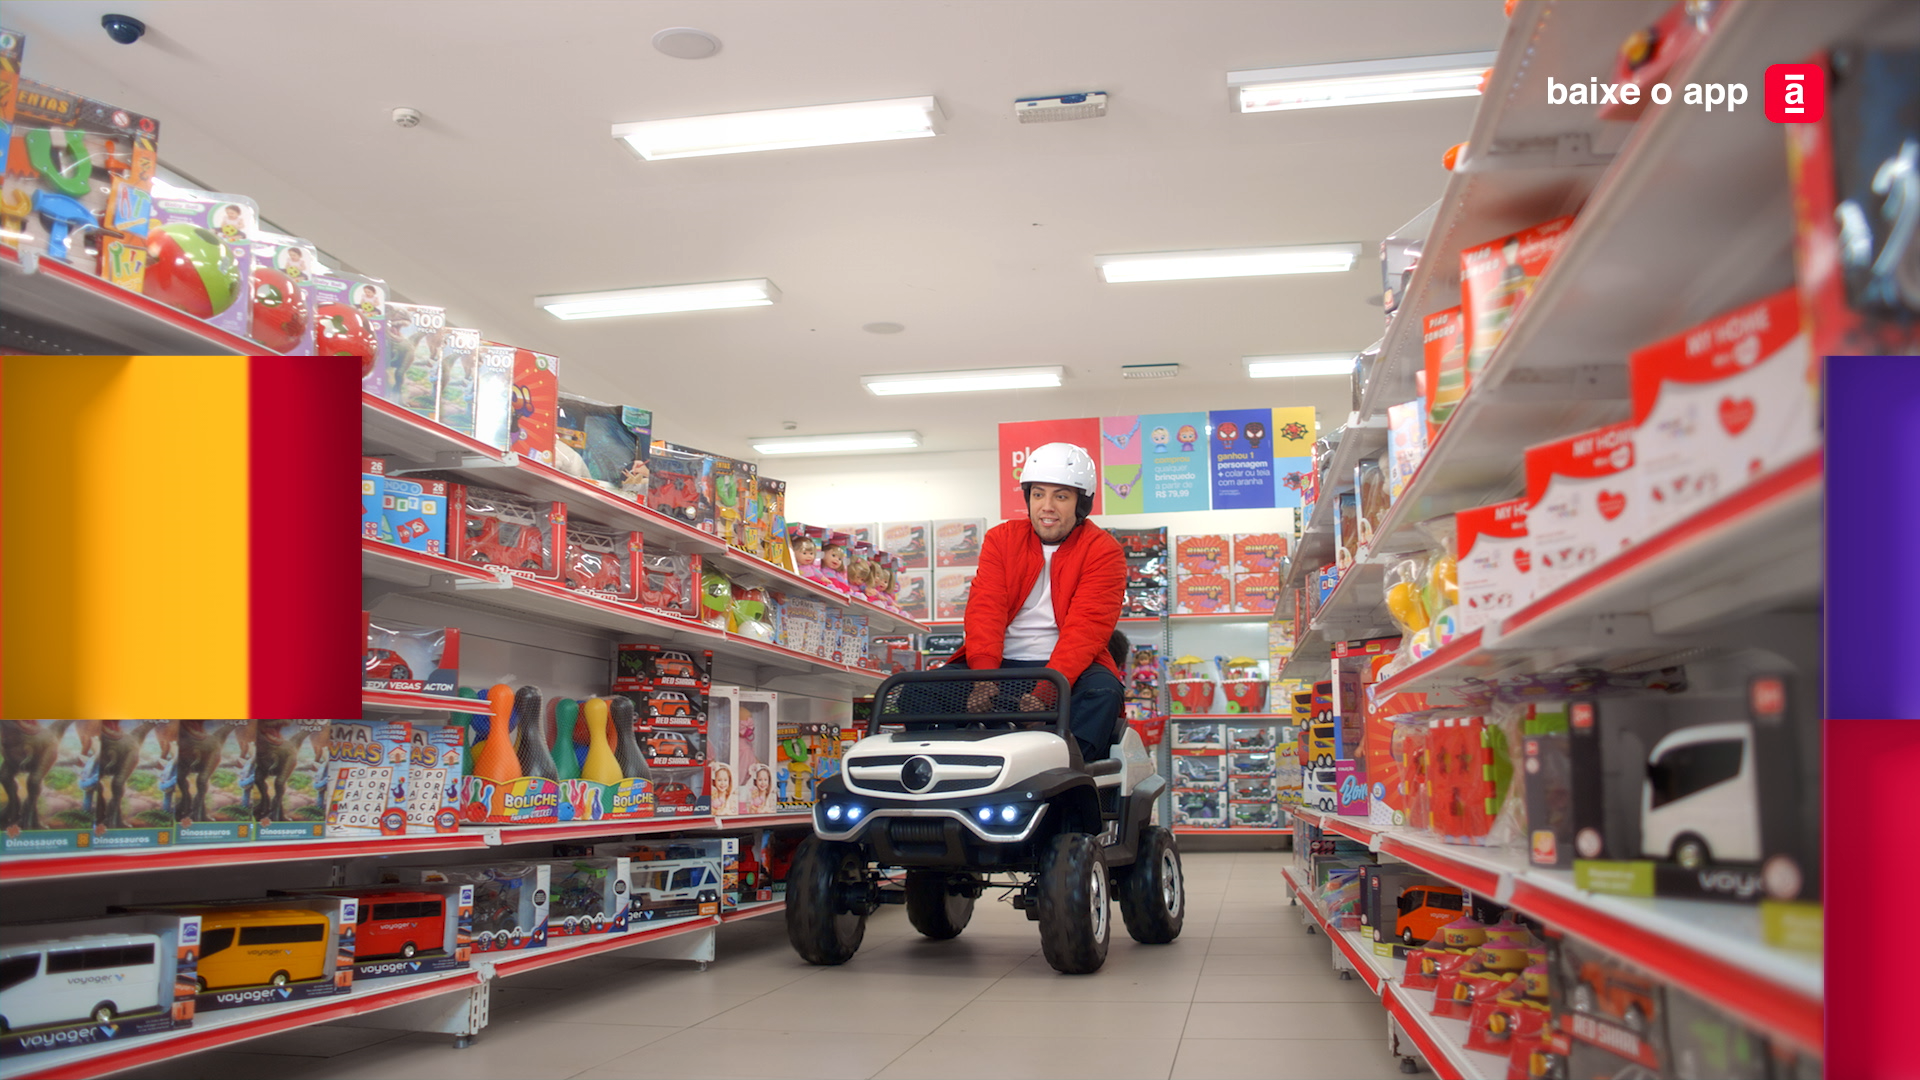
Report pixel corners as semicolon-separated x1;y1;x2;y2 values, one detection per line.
819;532;852;590
791;525;828;583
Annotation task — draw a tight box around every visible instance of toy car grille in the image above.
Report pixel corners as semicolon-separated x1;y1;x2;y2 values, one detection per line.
876;677;1059;720
888;819;947;845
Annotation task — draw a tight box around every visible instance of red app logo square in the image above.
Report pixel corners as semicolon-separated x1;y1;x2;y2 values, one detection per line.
1765;63;1825;123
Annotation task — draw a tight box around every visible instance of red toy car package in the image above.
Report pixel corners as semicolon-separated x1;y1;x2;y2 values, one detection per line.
452;485;566;581
363;614;460;696
636;552;700;618
563;527;642;602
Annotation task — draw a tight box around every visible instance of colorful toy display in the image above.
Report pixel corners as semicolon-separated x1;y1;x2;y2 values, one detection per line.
1459;216;1574;381
1168;656;1218;714
453;485;565;581
380;863;549;954
0;913;199;1057
321;721;411;839
555;394;652;500
6;78;158;286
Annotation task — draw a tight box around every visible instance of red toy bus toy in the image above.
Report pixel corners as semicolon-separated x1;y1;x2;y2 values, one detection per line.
353;891;448;960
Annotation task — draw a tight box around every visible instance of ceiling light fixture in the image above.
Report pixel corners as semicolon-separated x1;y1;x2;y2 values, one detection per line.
612;96;942;160
860;365;1065;396
1096;244;1360;284
1244;354;1355;378
1230;52;1498;113
535;279;779;320
750;431;922;456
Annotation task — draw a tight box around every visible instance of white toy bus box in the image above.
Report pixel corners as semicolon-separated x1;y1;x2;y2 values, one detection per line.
379;863;549;953
544;858;632;938
0;913;199;1058
117;896;354;1012
274;883;473;982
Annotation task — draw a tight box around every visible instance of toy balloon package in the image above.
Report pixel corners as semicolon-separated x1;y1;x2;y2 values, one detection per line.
143;190;256;341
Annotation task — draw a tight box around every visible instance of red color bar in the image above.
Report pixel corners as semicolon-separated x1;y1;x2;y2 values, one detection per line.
1826;718;1917;1075
250;356;362;718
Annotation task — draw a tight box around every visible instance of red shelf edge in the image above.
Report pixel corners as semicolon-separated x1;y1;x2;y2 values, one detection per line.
720;900;786;923
0;834;488;882
25;970;485;1080
1375;835;1502;898
1377;629;1486;696
485;816;717;845
361;394;502;461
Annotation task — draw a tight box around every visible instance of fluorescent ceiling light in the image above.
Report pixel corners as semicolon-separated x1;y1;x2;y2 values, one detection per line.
613;96;942;160
1245;354;1354;378
536;279;779;320
1096;245;1359;284
1230;52;1498;113
751;431;922;456
861;366;1065;396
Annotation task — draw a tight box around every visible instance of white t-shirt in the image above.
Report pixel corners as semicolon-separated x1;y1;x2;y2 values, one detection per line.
1002;544;1060;660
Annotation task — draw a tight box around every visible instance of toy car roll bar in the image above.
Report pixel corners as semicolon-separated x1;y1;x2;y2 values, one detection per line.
869;667;1072;741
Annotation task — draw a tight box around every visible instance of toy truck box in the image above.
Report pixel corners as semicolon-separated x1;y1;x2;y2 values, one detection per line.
363;618;460;695
123;897;355;1012
170;720;257;845
649;441;716;532
0;912;198;1059
545;857;632;938
322;721;412;839
249;720;334;841
612;642;713;692
380;863;549;953
563;527;643;603
279;883;473;981
0;720;178;853
608;843;725;922
407;724;463;834
7;78;159;289
452;485;565;581
1548;932;1670;1080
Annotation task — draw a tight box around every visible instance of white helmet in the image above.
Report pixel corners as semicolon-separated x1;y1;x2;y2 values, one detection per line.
1021;442;1097;496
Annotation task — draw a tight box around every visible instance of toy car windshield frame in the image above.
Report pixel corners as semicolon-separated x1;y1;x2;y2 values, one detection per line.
868;667;1071;741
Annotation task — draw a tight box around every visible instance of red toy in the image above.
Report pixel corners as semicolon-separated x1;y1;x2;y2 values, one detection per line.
352;891;450;960
363;648;412;683
655;781;695;807
249;266;308;353
314;301;378;358
454;486;565;581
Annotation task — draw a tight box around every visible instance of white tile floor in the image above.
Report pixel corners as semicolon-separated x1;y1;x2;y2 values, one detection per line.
116;852;1422;1080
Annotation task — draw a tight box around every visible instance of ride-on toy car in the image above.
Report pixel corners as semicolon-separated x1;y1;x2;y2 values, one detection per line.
785;668;1184;974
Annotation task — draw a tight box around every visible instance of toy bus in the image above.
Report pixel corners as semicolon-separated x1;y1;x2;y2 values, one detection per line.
1394;884;1465;945
353;892;447;960
195;909;331;991
0;934;164;1031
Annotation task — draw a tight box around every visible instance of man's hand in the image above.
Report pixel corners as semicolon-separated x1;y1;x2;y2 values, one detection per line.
967;681;996;713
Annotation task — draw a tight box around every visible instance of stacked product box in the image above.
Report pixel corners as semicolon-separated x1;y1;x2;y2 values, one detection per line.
1169;721;1226;829
598;841;725;923
0;912;199;1059
1172;533;1231;615
280;883;474;982
1225;724;1282;829
612;644;714;817
1109;527;1169;617
1229;532;1287;615
380;863;550;954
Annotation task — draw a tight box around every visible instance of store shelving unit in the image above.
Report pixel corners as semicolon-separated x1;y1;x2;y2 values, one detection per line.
1290;806;1822;1054
0;245;261;356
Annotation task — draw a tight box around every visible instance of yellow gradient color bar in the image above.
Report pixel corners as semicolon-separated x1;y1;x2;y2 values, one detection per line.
4;357;249;718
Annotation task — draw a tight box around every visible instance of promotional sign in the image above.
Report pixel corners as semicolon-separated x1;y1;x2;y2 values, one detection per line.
1270;406;1317;456
1208;408;1276;510
1100;415;1145;513
1139;412;1211;513
998;418;1104;520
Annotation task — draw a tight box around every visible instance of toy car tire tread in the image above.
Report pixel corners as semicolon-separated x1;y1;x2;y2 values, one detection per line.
904;870;976;940
1037;833;1110;974
784;836;868;966
1116;826;1184;945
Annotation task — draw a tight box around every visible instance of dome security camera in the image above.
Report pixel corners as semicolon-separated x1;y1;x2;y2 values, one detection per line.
101;14;146;45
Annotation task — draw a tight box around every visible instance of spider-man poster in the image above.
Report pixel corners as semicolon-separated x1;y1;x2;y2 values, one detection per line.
1208;408;1276;510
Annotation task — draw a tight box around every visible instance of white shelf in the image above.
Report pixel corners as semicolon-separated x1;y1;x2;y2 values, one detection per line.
1380;983;1513;1080
0;246;265;356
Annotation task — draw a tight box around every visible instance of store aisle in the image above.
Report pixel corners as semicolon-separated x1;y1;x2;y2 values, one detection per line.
123;852;1411;1080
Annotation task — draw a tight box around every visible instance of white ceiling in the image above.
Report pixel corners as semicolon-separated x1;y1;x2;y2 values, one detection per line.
9;0;1505;459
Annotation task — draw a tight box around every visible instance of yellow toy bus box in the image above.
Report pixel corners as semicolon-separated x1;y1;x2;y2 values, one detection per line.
118;897;353;1012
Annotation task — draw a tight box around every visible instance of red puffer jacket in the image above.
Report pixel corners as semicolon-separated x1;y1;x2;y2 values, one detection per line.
950;518;1125;684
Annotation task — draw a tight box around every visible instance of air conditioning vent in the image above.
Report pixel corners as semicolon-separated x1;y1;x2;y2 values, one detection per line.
1122;363;1180;379
1015;92;1108;123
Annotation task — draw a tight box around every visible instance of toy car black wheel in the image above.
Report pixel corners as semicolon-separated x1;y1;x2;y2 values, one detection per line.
90;1003;116;1024
1401;927;1417;946
393;664;411;681
1116;825;1184;945
1038;832;1110;974
785;836;868;966
401;942;417;959
270;971;290;988
1672;835;1710;871
905;870;976;940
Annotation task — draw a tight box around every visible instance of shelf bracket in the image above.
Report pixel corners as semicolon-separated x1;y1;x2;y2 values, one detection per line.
433;572;515;592
1486;363;1629;401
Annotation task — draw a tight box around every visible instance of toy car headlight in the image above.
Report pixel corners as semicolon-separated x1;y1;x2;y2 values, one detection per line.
999;804;1020;823
845;805;863;822
826;803;844;822
976;806;994;823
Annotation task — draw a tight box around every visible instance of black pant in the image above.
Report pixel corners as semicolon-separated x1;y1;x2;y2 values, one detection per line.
950;657;1125;762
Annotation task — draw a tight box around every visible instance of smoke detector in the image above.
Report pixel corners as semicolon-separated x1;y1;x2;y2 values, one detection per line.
1015;92;1108;123
1121;363;1179;379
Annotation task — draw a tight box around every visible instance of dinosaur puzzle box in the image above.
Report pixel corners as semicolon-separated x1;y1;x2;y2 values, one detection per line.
0;719;176;853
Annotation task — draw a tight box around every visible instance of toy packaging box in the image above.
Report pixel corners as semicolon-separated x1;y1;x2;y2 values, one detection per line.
363;617;460;696
711;455;758;547
637;552;701;618
0;912;199;1058
1172;788;1225;828
1522;421;1642;598
650;764;710;817
1232;573;1280;615
563;526;642;603
124;897;355;1012
1456;498;1535;633
434;326;485;439
170;720;257;844
648;442;716;531
244;235;319;353
729;691;779;815
1229;775;1276;803
556;394;652;501
1548;932;1668;1080
933;519;986;567
882;521;930;570
1171;752;1225;788
376;302;442;419
1660;986;1770;1080
473;345;517;451
1628;288;1819;537
381;863;549;954
706;686;741;814
452;485;565;581
310;272;389;372
611;842;724;922
501;346;559;466
613;643;713;693
1231;803;1279;828
1786;46;1920;359
1522;703;1575;868
777;721;842;811
935;567;977;621
1567;673;1820;903
756;477;791;567
1174;573;1230;615
0;29;21;180
406;724;463;834
1459;216;1574;380
361;458;388;542
1422;305;1467;431
380;472;449;557
1230;533;1286;576
5;79;158;288
1227;725;1278;753
545;857;632;938
1362;864;1462;959
144;191;257;340
1385;400;1427;502
1175;534;1230;576
1355;460;1390;551
284;883;474;982
644;724;707;770
1171;722;1223;750
322;721;412;839
249;720;333;841
0;719;180;853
